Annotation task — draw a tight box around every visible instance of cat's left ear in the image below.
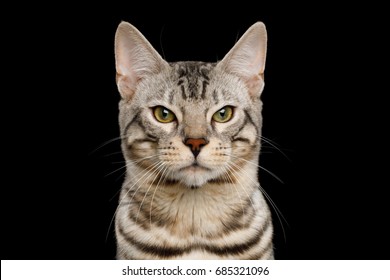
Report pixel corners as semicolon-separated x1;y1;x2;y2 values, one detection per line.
218;22;267;98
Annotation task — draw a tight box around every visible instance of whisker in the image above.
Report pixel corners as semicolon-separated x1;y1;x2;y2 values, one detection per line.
260;136;291;161
126;162;165;205
104;154;160;178
223;165;245;216
102;151;124;158
228;160;288;241
105;165;127;178
108;155;163;191
218;167;247;216
231;136;290;161
109;161;127;164
89;135;128;155
258;166;284;184
259;184;288;241
136;162;167;222
149;163;171;226
260;151;274;154
224;145;256;149
129;148;160;151
229;154;284;184
105;160;164;242
219;167;236;198
225;143;288;155
226;163;257;214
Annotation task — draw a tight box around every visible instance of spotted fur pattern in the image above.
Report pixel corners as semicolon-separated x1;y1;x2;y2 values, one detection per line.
114;21;273;259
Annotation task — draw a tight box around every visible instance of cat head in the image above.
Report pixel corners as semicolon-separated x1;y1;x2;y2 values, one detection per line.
114;22;267;188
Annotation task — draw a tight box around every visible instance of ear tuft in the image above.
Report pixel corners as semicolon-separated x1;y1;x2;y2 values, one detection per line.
219;22;267;98
114;22;168;100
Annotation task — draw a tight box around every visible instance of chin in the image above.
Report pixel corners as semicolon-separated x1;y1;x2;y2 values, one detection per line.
170;165;210;188
175;165;219;188
183;176;210;188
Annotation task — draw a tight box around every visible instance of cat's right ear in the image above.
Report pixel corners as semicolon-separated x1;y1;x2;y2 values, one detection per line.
115;22;168;100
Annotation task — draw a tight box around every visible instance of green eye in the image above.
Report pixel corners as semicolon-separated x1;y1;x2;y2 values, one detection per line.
153;106;176;123
212;106;233;123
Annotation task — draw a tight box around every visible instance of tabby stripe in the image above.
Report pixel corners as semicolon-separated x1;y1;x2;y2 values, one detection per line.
201;80;209;99
208;176;232;184
203;227;265;256
123;116;138;138
132;137;157;145
124;116;155;143
232;137;251;143
126;188;178;228
135;118;146;131
188;81;198;99
212;90;219;104
150;176;179;186
200;68;210;81
221;210;254;235
186;64;195;74
128;209;151;230
178;67;186;78
181;85;186;99
248;240;273;260
244;109;259;136
118;222;188;257
119;215;271;258
231;115;248;139
220;197;254;235
129;190;256;236
146;133;158;140
209;216;271;256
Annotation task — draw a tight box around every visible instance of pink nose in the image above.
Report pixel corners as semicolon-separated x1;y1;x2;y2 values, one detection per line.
184;138;208;157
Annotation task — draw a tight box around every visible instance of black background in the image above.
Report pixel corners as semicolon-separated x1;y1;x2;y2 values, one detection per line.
2;6;388;260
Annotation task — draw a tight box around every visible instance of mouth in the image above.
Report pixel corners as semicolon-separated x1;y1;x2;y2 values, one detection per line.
175;161;215;188
180;162;210;173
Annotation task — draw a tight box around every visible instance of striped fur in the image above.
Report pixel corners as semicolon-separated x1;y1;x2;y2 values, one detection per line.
114;22;273;259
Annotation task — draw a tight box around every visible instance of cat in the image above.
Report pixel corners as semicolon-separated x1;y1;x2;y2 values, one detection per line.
114;21;274;259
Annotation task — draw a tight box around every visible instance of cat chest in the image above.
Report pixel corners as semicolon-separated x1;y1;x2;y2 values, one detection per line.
122;186;260;240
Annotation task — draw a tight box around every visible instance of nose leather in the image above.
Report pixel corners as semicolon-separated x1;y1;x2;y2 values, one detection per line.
184;138;208;158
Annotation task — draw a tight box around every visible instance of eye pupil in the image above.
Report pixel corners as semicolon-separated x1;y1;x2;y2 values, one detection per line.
153;106;176;123
212;106;233;123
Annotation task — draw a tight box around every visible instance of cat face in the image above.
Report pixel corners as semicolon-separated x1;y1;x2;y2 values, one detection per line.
115;22;267;188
